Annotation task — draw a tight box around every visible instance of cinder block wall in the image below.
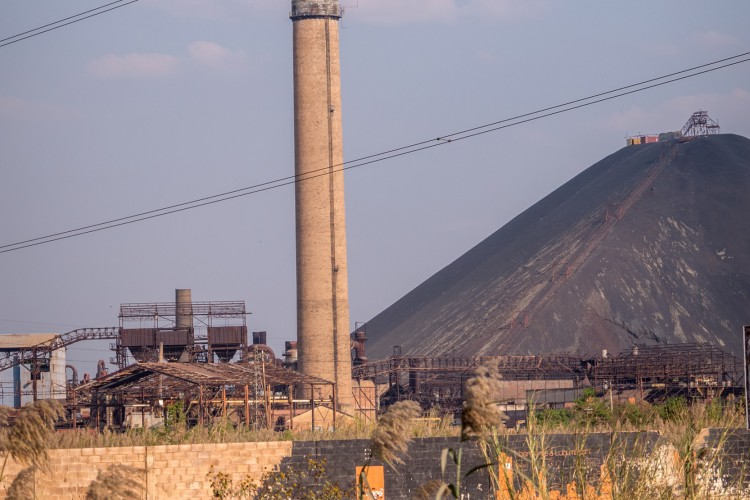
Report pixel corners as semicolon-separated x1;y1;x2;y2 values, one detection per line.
283;434;661;499
1;429;747;499
704;428;750;488
0;441;293;499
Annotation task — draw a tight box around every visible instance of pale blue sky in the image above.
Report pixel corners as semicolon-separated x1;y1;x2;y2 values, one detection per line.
1;0;749;377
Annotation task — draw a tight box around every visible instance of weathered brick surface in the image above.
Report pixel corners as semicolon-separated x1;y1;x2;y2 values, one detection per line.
703;427;750;488
0;441;292;499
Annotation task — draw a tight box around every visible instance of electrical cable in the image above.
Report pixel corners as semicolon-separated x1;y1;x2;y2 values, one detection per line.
0;0;139;48
0;318;84;329
1;51;748;254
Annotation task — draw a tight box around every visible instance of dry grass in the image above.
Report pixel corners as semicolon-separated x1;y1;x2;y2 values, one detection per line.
413;479;447;499
6;466;36;500
5;388;743;500
461;363;507;441
85;464;146;500
0;399;64;482
48;420;389;450
370;400;422;467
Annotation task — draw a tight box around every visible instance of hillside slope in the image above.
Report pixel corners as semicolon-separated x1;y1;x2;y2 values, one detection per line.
361;134;750;359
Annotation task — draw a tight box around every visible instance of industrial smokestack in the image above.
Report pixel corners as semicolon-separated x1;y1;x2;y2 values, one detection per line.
290;0;354;413
175;289;193;330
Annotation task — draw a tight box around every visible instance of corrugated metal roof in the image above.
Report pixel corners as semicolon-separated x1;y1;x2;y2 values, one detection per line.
0;333;59;350
78;361;334;393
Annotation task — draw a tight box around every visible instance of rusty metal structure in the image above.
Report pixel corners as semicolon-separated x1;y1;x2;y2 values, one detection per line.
0;328;118;407
353;349;586;416
0;328;118;374
680;110;720;138
3;313;743;431
75;360;336;431
350;343;744;417
115;298;248;367
591;343;743;400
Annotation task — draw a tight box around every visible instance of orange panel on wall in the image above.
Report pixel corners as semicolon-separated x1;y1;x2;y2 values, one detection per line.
356;465;385;499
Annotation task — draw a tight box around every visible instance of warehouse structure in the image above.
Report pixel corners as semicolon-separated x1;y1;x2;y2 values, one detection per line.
0;334;67;407
0;0;747;437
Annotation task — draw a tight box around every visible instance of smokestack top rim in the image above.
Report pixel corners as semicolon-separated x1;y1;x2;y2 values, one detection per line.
290;0;342;20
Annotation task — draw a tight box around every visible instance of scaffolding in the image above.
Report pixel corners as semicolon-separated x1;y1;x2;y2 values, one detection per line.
116;300;249;367
591;343;743;401
353;352;586;416
351;344;743;417
58;341;745;431
0;329;118;408
75;361;336;431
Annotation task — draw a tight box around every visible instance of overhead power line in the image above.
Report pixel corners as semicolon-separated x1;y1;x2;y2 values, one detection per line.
1;50;749;254
0;0;140;48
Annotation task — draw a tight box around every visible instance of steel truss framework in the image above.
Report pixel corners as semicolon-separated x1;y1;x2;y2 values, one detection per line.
591;343;743;400
353;344;744;415
354;354;586;416
680;110;720;138
116;300;249;368
0;328;119;405
75;361;336;431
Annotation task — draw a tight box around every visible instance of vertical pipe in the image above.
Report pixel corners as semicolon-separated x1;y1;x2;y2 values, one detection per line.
198;386;204;426
289;385;294;431
332;383;336;430
12;355;21;408
91;391;98;430
244;385;250;428
222;385;227;421
265;384;272;430
310;385;315;431
175;288;193;362
72;388;78;429
31;347;38;402
175;289;193;330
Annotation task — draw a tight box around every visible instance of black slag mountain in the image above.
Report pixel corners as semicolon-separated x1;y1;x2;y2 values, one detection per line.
361;134;750;360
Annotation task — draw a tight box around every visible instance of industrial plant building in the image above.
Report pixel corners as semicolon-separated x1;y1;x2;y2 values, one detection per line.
0;2;747;432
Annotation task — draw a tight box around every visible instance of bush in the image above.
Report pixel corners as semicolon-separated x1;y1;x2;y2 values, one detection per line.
615;401;656;428
536;408;573;428
656;396;688;422
207;458;352;500
573;388;611;427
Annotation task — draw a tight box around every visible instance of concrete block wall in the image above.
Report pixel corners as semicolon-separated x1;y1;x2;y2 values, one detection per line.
281;434;660;499
0;429;746;498
703;428;750;489
0;441;292;499
287;437;492;498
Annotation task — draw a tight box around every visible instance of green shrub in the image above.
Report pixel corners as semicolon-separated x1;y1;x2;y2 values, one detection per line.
616;401;656;428
656;396;688;422
573;388;611;427
536;408;573;428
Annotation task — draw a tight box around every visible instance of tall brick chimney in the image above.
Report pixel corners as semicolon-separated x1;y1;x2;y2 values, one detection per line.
290;0;353;414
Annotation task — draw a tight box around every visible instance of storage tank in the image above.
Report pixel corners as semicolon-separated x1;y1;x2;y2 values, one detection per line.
208;326;247;362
